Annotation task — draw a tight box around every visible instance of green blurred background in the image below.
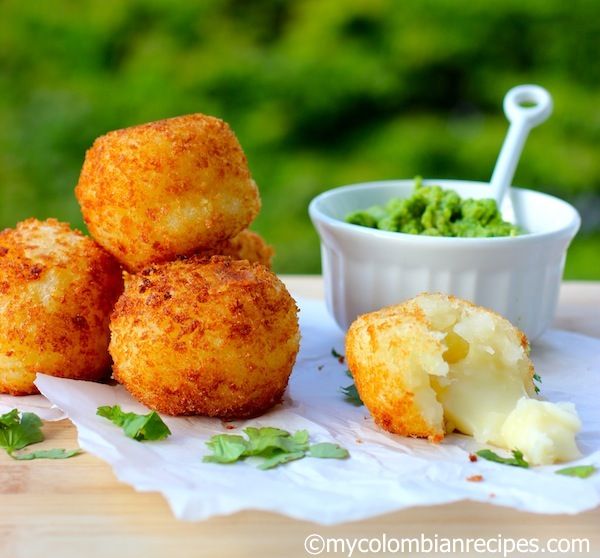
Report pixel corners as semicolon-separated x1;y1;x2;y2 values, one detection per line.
1;0;599;277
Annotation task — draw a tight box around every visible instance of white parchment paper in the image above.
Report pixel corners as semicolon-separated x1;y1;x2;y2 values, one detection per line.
0;393;65;421
35;298;600;524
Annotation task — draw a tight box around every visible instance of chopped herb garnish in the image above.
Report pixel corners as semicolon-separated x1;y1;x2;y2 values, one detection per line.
555;465;596;479
331;348;345;364
533;372;542;394
476;448;529;468
10;448;80;461
0;409;79;460
203;434;249;463
340;383;363;406
308;442;350;459
203;426;349;469
0;410;43;452
244;426;308;455
258;451;306;470
97;405;171;441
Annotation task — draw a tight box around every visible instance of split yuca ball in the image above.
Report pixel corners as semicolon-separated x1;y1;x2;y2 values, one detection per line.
346;293;535;442
75;113;261;272
346;293;581;465
196;229;274;268
109;256;300;417
0;218;123;395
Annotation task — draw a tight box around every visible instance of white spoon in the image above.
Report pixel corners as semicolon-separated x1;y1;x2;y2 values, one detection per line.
490;85;553;214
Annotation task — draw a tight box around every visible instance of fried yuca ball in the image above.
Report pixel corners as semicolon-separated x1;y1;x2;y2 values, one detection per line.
75;114;261;272
196;229;274;268
0;218;123;395
110;256;300;417
346;293;581;465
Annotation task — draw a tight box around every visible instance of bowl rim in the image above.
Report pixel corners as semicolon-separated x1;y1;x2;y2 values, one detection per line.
308;179;581;245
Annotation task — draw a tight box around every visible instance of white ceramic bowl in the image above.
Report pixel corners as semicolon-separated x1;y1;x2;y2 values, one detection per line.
309;179;580;340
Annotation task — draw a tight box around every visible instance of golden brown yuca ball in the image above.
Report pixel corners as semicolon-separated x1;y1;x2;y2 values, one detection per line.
75;114;261;272
196;229;274;268
109;256;300;417
346;293;534;443
0;218;123;395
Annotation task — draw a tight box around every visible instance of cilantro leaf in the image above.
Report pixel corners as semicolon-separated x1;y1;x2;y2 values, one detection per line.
308;443;350;459
292;429;309;446
203;427;350;470
258;451;306;470
0;409;20;428
555;465;596;479
244;427;288;454
10;448;81;461
476;448;529;468
0;411;44;452
340;383;363;406
203;435;249;463
97;405;171;441
0;409;79;460
244;427;310;456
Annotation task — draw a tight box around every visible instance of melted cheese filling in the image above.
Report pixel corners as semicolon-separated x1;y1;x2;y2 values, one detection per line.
417;298;581;465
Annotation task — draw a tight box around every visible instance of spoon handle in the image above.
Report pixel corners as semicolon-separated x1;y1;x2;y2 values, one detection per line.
490;85;553;206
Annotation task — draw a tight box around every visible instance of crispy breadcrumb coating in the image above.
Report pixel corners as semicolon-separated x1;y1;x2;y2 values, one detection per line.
196;229;274;268
110;256;299;417
75;114;261;271
0;218;123;395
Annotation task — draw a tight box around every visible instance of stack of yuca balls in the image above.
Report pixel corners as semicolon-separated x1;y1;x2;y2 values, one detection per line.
0;113;298;419
75;113;299;417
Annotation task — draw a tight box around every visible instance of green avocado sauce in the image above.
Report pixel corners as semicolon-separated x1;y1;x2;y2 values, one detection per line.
345;177;522;238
